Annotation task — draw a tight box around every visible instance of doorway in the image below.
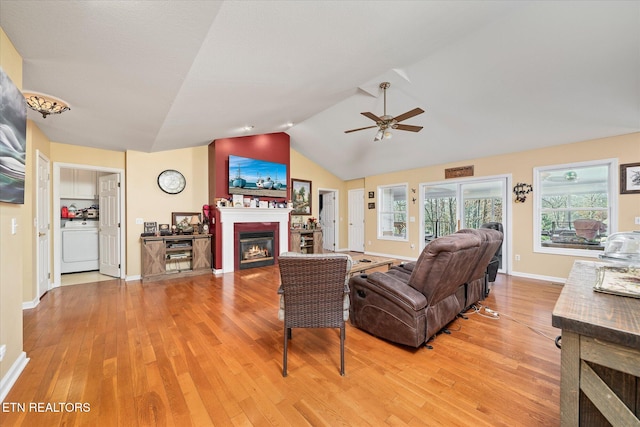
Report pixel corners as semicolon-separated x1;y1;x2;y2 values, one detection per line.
420;175;511;274
348;188;365;252
318;188;339;252
53;163;125;287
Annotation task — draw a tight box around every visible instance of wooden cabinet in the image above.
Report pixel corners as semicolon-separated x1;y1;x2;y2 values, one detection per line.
141;234;212;282
60;169;98;199
552;261;640;426
289;229;323;254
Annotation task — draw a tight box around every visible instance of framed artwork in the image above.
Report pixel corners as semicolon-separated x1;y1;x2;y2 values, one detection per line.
368;191;375;199
368;202;376;209
291;178;312;215
172;212;202;230
620;162;640;194
144;222;157;234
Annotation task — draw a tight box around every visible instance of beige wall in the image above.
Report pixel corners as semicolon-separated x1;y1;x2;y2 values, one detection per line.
50;142;126;169
290;149;350;250
126;147;209;277
364;132;640;280
0;26;26;385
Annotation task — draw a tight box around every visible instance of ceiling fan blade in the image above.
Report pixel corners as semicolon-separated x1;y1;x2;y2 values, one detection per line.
393;107;425;123
395;124;423;132
344;125;378;134
361;112;383;122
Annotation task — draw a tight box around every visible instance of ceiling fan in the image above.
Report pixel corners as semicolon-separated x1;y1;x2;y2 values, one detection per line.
345;82;424;142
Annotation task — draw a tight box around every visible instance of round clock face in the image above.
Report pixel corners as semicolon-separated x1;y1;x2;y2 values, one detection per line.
157;169;186;194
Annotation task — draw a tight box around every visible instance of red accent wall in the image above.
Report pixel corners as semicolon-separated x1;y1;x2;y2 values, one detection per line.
208;132;290;269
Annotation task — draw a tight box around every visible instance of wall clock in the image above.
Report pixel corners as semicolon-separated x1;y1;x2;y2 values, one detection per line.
157;169;186;194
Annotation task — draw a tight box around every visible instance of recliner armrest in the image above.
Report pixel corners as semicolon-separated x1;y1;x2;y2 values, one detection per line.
350;272;427;311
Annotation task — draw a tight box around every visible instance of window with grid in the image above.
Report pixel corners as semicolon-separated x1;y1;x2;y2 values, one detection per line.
378;184;408;240
534;160;616;256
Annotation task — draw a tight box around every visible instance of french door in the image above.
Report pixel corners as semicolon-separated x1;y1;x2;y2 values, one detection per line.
421;176;509;272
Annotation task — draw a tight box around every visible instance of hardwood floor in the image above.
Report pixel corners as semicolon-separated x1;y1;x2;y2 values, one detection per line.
3;266;562;426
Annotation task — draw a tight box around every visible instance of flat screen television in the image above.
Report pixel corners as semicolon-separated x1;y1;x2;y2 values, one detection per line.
228;155;287;198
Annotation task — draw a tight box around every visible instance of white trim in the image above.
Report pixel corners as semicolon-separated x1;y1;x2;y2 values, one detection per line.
533;158;618;257
0;352;29;402
52;163;126;287
318;187;340;253
509;270;567;285
22;297;40;310
377;182;409;241
125;275;141;282
217;207;292;273
364;251;417;263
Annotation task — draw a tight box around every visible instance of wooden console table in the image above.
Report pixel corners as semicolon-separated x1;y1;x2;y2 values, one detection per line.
141;234;212;282
552;260;640;426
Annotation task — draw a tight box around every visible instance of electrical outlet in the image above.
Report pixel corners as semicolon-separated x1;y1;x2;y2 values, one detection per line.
515;254;521;261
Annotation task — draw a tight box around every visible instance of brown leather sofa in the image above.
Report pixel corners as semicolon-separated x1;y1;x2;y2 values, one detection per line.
348;228;503;348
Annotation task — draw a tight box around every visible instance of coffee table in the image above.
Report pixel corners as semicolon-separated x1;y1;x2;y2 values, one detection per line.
349;255;395;276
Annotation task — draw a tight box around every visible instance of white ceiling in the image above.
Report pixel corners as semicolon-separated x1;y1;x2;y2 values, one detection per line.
1;1;638;180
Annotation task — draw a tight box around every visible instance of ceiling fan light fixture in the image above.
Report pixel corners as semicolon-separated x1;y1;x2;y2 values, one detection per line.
23;92;70;118
384;129;392;139
373;129;384;142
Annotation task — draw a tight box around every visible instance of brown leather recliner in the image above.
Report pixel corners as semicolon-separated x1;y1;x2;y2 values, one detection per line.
387;228;503;307
456;228;504;305
349;232;482;348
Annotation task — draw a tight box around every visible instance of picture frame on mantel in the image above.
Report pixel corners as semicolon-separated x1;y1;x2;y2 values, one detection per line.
291;178;312;215
620;162;640;194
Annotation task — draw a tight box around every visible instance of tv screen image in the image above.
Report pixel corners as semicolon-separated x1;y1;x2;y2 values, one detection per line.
228;155;287;198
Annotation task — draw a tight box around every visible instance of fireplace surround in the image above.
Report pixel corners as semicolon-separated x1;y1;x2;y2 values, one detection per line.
217;207;292;273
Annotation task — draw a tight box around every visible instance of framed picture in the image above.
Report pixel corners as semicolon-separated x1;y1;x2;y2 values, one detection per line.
368;191;375;199
144;222;157;234
172;212;202;231
620;163;640;194
0;68;27;204
368;202;376;209
291;178;312;215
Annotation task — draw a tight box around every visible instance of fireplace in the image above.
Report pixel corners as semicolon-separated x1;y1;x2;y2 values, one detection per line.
232;220;281;271
238;231;275;269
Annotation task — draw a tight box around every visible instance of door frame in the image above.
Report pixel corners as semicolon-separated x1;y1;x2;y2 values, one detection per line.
419;174;512;275
36;150;51;300
348;188;365;252
52;162;126;287
318;188;339;252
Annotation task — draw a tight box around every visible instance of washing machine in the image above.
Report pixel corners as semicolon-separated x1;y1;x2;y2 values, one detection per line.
61;221;99;273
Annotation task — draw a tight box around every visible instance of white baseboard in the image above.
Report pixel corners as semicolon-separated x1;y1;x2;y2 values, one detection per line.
22;297;40;310
364;251;417;263
509;270;566;284
125;275;141;282
0;352;29;403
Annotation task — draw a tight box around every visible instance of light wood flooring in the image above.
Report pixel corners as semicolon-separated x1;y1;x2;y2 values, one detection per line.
3;265;563;426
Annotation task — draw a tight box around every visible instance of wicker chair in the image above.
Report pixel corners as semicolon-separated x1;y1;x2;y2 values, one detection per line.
277;252;352;376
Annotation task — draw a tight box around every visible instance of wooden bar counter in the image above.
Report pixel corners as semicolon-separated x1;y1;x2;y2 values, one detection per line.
552;260;640;426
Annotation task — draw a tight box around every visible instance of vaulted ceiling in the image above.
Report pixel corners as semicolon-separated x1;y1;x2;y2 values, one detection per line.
1;1;638;180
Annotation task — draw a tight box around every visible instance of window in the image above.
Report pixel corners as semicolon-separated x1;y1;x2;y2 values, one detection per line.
534;159;617;257
378;184;408;240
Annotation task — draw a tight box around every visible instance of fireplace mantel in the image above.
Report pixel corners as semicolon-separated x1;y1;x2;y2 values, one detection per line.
217;207;292;273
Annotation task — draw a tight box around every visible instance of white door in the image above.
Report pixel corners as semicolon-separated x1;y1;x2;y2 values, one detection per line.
36;151;50;298
320;191;336;252
348;189;365;252
99;174;121;277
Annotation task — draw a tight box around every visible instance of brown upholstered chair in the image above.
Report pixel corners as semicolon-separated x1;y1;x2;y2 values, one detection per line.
277;252;352;376
349;233;482;348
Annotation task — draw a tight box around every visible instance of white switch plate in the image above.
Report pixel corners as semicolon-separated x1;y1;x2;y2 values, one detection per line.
135;218;144;225
0;344;6;362
11;218;18;234
635;216;640;225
